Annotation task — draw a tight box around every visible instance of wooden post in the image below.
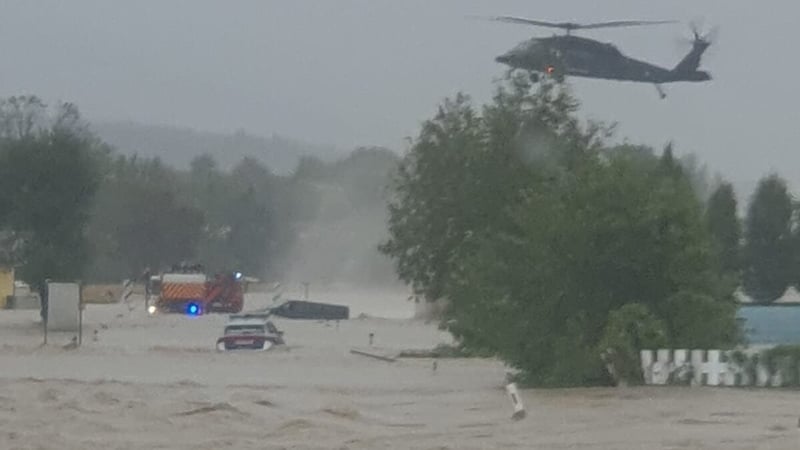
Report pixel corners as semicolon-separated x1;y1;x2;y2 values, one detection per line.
77;280;83;347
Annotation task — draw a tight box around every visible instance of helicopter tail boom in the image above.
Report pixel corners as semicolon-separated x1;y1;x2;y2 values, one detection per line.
670;25;715;80
672;40;709;74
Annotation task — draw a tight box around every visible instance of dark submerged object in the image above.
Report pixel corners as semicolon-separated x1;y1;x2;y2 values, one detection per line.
270;299;350;320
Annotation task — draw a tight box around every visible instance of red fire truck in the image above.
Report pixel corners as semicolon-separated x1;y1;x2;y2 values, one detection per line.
147;268;245;316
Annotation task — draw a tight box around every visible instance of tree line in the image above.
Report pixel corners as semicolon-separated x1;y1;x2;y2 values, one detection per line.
704;170;800;305
378;74;789;386
0;95;397;294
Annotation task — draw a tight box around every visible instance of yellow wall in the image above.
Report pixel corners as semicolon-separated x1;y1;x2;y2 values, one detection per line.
0;267;13;309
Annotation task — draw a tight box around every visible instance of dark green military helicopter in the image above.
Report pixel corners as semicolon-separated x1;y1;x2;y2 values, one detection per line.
483;16;716;99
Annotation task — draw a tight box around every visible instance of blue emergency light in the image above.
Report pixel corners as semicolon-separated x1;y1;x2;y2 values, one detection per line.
186;302;201;316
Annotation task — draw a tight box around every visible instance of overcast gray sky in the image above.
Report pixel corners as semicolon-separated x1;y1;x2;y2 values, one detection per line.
0;1;795;199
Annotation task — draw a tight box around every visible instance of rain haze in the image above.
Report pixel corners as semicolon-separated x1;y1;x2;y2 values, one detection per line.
0;0;794;198
5;2;800;449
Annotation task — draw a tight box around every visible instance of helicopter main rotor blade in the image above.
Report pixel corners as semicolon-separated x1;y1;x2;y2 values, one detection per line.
578;20;678;29
484;16;577;29
481;16;677;31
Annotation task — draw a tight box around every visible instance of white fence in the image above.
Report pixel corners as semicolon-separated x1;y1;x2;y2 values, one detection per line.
640;349;795;387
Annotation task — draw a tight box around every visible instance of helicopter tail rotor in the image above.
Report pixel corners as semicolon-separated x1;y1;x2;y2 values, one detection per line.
672;21;717;78
679;19;718;47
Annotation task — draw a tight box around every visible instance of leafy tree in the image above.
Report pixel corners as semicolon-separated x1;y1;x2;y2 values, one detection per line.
86;154;203;280
381;76;588;302
114;183;204;276
185;154;279;277
742;173;793;303
678;151;713;202
325;146;399;210
599;303;669;384
0;96;101;293
662;290;739;348
381;76;738;386
447;146;730;386
705;182;741;279
85;147;301;282
379;92;485;301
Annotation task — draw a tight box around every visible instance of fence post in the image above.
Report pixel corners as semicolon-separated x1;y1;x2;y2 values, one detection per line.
673;350;689;384
706;350;722;386
690;350;705;386
640;350;654;384
77;279;83;347
42;279;50;345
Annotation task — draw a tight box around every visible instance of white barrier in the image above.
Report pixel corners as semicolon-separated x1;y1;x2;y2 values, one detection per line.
505;383;526;420
46;282;81;332
640;349;786;387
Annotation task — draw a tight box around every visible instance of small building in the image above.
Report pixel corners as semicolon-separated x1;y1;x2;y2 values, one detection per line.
737;304;800;346
0;266;12;309
736;286;800;346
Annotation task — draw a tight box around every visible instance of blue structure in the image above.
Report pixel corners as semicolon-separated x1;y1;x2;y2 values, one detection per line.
737;304;800;345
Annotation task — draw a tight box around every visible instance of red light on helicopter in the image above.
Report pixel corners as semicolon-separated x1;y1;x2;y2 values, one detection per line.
545;65;555;74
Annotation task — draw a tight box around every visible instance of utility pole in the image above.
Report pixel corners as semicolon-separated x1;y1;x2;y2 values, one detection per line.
77;279;83;347
42;279;50;345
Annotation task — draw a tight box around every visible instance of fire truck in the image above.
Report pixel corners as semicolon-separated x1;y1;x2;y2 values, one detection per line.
146;266;245;316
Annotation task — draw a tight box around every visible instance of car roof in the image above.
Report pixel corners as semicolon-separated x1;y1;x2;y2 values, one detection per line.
226;318;267;326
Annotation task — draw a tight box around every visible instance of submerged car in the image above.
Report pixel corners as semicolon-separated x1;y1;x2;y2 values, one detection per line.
216;313;284;351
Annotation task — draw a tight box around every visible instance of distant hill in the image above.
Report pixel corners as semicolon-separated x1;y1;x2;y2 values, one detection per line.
90;121;349;174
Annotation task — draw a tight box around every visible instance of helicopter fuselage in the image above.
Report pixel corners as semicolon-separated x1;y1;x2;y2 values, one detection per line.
495;35;708;84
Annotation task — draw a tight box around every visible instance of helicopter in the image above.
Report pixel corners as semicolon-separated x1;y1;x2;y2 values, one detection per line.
483;16;716;99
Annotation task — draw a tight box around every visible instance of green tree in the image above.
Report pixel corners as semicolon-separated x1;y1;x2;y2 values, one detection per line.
86;150;288;281
0;96;101;293
86;154;199;280
662;290;739;348
114;183;204;276
381;76;592;303
742;173;793;303
450;147;730;385
599;303;669;384
379;92;485;302
185;154;279;277
705;182;741;279
381;76;738;386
